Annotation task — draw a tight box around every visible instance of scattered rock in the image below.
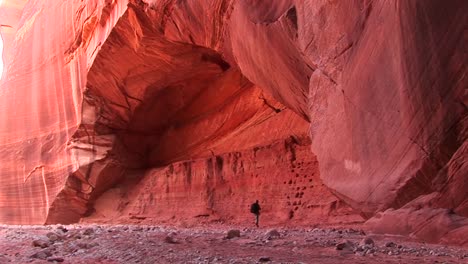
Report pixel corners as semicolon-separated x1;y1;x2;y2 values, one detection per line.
30;249;52;260
77;241;99;249
47;257;65;262
164;235;179;244
355;246;364;252
56;226;68;233
46;232;61;242
265;229;281;240
32;239;50;248
385;241;397;247
83;228;94;236
0;254;9;263
335;240;354;251
3;224;468;262
359;237;374;247
226;229;241;239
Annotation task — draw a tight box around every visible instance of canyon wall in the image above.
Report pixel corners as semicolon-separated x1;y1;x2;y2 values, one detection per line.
86;137;358;226
0;0;130;224
0;0;466;244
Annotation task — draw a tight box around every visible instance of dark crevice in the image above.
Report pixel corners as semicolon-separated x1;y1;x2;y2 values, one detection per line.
259;96;282;113
286;6;298;31
201;53;231;71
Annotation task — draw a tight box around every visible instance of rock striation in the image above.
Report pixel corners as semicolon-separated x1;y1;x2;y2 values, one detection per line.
85;136;358;225
0;0;466;245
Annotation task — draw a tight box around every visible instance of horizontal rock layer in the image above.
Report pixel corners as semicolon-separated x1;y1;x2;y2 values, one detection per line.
85;137;360;225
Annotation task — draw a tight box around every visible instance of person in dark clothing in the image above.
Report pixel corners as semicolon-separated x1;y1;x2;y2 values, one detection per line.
250;200;261;227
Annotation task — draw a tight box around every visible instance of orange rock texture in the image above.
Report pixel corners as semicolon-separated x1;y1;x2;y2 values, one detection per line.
85;137;358;226
0;0;466;245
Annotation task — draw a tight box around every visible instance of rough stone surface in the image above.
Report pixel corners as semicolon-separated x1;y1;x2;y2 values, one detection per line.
164;234;179;244
335;240;354;251
226;229;241;239
265;229;281;240
84;137;359;226
359;237;374;247
1;224;467;263
0;0;466;247
32;239;50;248
365;207;468;247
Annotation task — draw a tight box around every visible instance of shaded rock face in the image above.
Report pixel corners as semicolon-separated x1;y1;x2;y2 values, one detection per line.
365;207;468;247
0;0;466;244
85;137;359;225
304;0;467;218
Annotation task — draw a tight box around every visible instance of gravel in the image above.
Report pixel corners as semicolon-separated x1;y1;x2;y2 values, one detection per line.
0;224;466;263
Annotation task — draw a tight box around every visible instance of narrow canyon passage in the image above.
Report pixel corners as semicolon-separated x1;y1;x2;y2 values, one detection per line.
0;0;466;255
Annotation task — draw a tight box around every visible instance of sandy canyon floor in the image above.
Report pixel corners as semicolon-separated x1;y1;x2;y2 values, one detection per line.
1;223;467;264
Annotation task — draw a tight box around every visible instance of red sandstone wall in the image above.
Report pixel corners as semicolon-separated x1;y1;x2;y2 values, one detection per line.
0;0;466;245
0;0;130;224
227;0;467;218
86;137;359;226
0;0;28;73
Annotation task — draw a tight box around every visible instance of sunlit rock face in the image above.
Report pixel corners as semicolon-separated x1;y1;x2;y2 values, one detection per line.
0;0;28;73
0;0;130;224
0;0;466;244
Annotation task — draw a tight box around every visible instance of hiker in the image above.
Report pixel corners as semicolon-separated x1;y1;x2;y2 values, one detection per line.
250;200;261;227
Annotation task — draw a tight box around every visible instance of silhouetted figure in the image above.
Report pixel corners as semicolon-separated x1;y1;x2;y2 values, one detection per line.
250;200;261;227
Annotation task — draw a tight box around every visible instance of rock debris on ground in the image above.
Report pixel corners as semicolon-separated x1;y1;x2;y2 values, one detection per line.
0;224;467;263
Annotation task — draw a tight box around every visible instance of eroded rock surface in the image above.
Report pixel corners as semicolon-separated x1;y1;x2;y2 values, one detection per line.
0;0;466;246
0;224;467;263
84;137;359;226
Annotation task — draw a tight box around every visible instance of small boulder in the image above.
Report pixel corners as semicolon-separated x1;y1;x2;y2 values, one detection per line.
32;239;50;248
82;228;94;236
355;246;364;252
132;226;144;231
71;233;82;240
385;241;396;248
335;240;354;251
46;232;61;242
77;241;98;249
265;229;280;240
30;249;52;260
164;235;179;244
56;226;68;233
47;257;65;262
259;257;271;262
359;237;374;247
226;229;241;239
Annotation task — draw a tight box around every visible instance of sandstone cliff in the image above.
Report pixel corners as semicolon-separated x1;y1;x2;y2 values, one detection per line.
0;0;466;245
